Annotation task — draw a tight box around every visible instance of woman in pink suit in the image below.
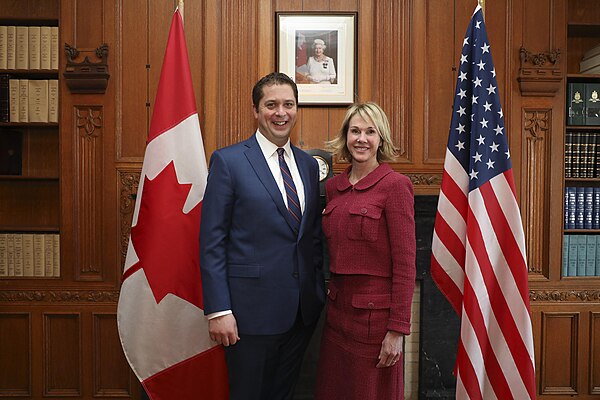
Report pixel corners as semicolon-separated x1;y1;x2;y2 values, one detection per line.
314;102;416;400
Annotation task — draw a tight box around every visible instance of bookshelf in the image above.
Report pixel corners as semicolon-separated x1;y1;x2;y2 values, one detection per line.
0;16;60;278
562;13;600;278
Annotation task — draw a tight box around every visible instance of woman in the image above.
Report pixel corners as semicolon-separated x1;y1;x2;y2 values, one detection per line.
314;102;416;400
305;38;336;84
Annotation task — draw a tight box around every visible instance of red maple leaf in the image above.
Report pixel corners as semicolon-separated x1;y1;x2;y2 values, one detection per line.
130;161;203;309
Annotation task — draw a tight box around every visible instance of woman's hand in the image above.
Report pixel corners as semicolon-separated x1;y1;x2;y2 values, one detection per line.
376;331;404;368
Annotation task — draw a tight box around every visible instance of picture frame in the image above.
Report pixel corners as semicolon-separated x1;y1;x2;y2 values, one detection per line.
277;13;357;105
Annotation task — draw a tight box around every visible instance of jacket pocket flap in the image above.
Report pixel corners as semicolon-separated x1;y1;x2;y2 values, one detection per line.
348;204;383;219
322;204;337;215
228;265;261;278
351;293;391;309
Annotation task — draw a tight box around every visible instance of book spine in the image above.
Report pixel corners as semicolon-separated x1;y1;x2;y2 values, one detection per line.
585;83;600;126
576;187;585;229
565;131;572;178
44;234;53;277
18;79;28;122
6;26;15;70
28;79;48;123
568;234;579;277
22;234;34;277
13;234;23;277
572;131;581;178
52;234;59;277
577;234;587;276
586;235;597;276
28;26;40;70
567;82;586;126
0;74;9;123
48;79;58;123
33;234;44;277
9;79;19;122
584;187;594;229
40;27;51;70
567;186;576;230
6;233;14;276
562;234;569;278
50;27;58;70
0;233;7;277
15;26;29;70
0;26;7;70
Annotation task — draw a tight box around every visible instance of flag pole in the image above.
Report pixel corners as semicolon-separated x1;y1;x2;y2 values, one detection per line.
478;0;485;18
178;0;184;23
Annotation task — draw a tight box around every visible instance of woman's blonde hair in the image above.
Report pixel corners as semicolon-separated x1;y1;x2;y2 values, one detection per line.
327;102;398;163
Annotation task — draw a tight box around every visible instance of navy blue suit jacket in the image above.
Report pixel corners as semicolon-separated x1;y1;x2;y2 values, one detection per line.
200;134;325;335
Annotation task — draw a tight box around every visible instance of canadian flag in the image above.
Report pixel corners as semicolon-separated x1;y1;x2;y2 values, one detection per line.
117;9;228;399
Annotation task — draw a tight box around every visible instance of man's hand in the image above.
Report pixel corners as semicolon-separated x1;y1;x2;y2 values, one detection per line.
376;331;404;368
208;314;240;347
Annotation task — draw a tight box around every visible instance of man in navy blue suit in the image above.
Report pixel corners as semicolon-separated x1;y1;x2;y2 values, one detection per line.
200;72;326;400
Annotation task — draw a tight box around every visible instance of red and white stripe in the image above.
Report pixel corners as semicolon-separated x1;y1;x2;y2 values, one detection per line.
431;148;536;400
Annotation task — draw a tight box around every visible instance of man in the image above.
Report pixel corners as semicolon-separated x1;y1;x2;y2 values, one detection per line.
200;72;326;400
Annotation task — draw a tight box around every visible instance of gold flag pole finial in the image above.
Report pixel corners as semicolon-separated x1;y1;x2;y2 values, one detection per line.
178;0;184;23
478;0;485;17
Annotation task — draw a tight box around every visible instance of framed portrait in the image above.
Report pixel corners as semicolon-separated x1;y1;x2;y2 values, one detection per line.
277;13;357;105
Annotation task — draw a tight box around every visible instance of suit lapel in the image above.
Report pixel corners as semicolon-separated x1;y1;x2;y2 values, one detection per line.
244;135;300;234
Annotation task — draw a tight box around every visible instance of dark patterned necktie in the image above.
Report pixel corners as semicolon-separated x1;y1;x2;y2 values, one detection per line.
277;148;301;231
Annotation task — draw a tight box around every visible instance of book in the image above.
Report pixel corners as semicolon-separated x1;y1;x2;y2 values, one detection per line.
50;27;58;70
28;26;41;70
584;187;594;229
568;235;578;277
577;234;587;276
22;234;34;277
40;27;51;70
13;234;23;277
583;43;600;60
15;26;29;70
566;186;576;230
582;65;600;75
28;79;48;122
48;79;58;123
580;53;600;73
594;187;600;230
0;73;9;122
6;233;14;276
567;82;585;125
585;83;600;126
575;187;585;229
0;233;7;276
44;234;53;277
18;79;28;122
589;133;598;177
33;234;44;276
0;129;22;175
6;26;16;70
0;26;7;70
52;234;59;277
565;131;572;178
586;235;597;276
571;131;581;178
562;234;569;278
9;79;19;122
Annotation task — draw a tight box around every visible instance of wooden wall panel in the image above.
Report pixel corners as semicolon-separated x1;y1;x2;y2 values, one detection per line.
93;313;134;396
74;0;105;49
540;312;578;395
0;313;31;396
44;313;82;396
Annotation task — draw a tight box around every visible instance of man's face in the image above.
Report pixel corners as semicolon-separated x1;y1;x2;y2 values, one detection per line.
253;84;298;147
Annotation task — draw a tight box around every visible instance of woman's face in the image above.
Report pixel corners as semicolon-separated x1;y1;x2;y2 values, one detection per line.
313;44;325;57
346;114;381;165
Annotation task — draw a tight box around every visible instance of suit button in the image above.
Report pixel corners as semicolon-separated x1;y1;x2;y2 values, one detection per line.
361;208;367;215
292;272;299;279
367;302;375;309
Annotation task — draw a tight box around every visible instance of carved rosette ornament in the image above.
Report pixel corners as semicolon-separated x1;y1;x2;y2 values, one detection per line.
518;47;562;96
406;173;443;186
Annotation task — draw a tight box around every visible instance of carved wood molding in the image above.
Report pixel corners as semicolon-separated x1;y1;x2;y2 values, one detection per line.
530;289;600;302
517;47;562;97
522;109;550;275
118;169;141;271
74;106;104;279
0;290;119;303
406;173;442;187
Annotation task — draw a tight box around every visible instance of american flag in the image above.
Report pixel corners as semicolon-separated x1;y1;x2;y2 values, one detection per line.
430;5;537;399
